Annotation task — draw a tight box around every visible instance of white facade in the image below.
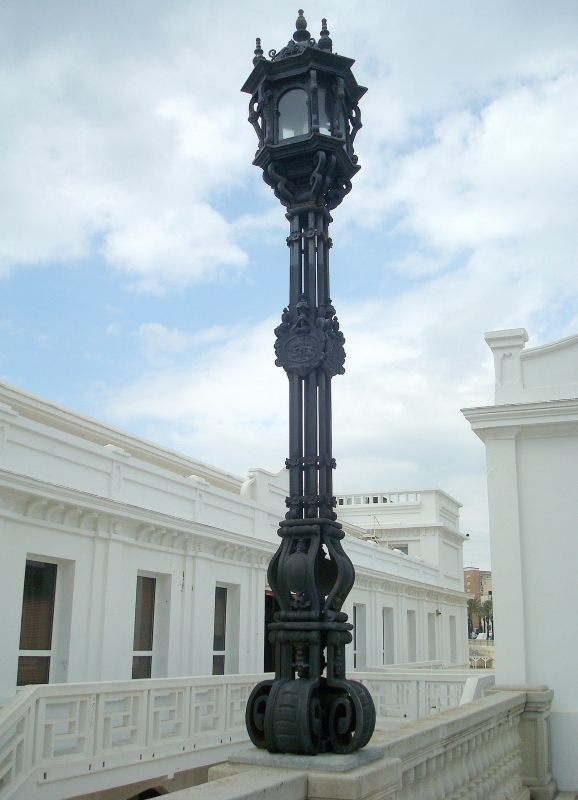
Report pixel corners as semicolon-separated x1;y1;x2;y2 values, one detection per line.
0;381;468;706
463;327;578;791
335;489;465;593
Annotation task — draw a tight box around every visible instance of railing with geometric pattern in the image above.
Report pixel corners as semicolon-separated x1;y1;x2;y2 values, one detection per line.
0;670;495;800
176;689;539;800
0;674;269;800
355;669;495;722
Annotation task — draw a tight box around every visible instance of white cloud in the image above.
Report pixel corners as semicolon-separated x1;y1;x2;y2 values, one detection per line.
2;0;578;294
103;203;247;293
0;4;257;288
105;318;288;468
135;322;238;364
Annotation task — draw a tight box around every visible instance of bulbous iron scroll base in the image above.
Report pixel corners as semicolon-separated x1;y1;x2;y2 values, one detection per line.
247;676;374;755
246;517;375;755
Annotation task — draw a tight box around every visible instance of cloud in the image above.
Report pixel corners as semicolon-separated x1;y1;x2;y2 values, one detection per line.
134;322;238;364
103;203;247;293
105;318;287;467
0;2;257;288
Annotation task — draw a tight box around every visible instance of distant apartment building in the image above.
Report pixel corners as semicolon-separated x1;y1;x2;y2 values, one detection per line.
463;567;492;602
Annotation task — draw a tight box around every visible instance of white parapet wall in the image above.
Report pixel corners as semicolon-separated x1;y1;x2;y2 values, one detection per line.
463;327;578;792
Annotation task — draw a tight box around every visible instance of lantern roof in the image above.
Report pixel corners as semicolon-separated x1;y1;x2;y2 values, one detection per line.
241;10;367;104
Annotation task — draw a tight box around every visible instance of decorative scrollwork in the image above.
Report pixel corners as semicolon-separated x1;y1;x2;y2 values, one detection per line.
246;680;273;747
310;150;337;204
271;39;306;61
328;682;375;754
326;175;352;210
263;162;296;207
248;95;264;149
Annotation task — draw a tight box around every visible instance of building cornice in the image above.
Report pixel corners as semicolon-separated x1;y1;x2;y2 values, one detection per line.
353;567;467;604
0;381;245;494
462;397;578;441
0;468;274;566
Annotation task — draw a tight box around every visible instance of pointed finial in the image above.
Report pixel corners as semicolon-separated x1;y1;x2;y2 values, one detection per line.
318;18;333;51
253;37;264;65
293;9;310;42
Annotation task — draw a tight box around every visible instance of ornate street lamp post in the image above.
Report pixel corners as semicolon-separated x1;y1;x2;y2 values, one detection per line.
242;11;375;756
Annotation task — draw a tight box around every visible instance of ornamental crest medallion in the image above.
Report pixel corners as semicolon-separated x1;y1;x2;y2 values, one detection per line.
274;296;326;377
275;325;325;376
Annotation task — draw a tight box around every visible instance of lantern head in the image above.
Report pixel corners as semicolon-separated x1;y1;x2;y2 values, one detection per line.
241;11;367;210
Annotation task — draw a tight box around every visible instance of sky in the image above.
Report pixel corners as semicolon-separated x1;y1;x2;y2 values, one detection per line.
2;1;578;569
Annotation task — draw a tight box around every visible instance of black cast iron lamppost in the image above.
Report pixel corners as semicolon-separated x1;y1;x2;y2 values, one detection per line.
242;11;375;756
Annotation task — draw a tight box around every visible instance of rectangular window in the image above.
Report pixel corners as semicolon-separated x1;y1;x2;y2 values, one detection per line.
449;616;457;663
407;610;417;663
213;586;227;675
132;576;156;679
382;607;394;665
17;561;57;686
428;613;437;661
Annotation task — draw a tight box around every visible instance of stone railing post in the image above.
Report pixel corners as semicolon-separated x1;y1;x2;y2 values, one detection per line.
486;684;556;800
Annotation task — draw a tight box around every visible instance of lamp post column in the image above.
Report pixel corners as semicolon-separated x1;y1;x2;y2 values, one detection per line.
242;10;375;755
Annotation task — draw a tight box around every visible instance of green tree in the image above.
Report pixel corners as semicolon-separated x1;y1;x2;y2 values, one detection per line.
481;599;493;639
467;597;482;637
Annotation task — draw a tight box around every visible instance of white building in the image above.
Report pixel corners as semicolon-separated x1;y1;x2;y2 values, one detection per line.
335;488;465;592
463;327;578;792
0;380;468;707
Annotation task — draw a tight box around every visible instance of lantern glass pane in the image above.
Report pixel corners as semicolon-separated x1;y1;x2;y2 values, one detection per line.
278;89;309;140
335;102;346;139
318;86;331;135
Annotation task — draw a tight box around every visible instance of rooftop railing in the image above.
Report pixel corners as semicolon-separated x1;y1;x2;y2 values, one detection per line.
336;492;421;506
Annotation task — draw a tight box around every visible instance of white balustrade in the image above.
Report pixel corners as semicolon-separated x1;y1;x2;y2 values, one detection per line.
0;669;495;800
181;689;535;800
469;642;496;669
355;669;495;723
0;674;268;800
371;689;529;800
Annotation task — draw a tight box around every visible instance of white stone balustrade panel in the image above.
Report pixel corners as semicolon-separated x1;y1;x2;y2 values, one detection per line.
355;669;493;724
0;675;269;800
0;670;497;800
